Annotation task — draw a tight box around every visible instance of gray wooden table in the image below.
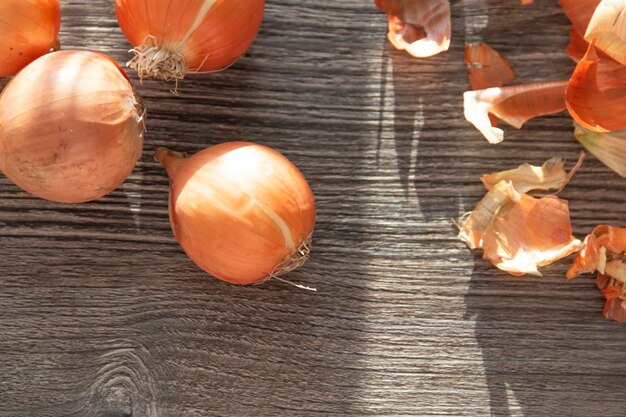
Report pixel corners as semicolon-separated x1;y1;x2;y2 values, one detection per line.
2;1;626;416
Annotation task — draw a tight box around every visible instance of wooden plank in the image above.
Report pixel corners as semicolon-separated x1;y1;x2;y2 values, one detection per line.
1;0;626;416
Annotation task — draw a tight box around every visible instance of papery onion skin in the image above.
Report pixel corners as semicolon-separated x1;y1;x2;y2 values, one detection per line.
376;0;451;58
567;225;626;323
0;0;61;77
458;179;581;276
559;0;601;36
115;0;265;82
566;44;626;132
464;81;568;144
559;0;601;61
464;42;515;90
0;50;144;203
156;143;316;285
584;0;626;66
575;123;626;177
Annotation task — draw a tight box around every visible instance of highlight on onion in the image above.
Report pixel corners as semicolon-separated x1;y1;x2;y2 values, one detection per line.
115;0;265;83
0;50;145;203
155;142;316;286
0;0;61;77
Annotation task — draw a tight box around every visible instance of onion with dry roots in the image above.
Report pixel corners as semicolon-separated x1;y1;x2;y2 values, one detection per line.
0;50;145;203
115;0;265;84
155;142;316;286
0;0;61;77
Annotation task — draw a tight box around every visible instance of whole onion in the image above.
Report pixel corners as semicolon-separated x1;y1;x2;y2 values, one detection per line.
155;142;316;285
0;50;145;203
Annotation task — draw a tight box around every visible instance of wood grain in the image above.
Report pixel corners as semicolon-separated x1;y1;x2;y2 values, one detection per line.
1;0;626;416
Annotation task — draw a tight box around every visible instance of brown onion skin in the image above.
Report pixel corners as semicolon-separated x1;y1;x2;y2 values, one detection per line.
0;50;144;203
0;0;61;77
156;142;316;285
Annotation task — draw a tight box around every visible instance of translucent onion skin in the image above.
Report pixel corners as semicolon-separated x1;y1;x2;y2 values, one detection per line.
115;0;265;82
156;143;316;285
0;50;145;203
0;0;61;77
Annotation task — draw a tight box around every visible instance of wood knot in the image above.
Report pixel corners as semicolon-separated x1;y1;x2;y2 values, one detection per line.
81;340;159;417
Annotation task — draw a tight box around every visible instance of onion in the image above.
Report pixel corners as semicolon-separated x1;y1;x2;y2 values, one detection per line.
0;0;61;77
155;143;316;285
0;50;145;203
115;0;265;83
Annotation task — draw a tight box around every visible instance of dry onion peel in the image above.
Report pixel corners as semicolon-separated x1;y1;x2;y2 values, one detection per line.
559;0;601;37
566;44;626;132
0;50;144;203
597;271;626;324
567;28;591;62
463;81;568;144
0;0;61;77
480;155;584;194
155;143;316;286
459;158;583;276
567;225;626;323
559;0;601;61
584;0;626;66
465;42;515;90
482;191;580;276
459;180;581;276
115;0;265;83
458;180;516;250
376;0;451;58
574;123;626;177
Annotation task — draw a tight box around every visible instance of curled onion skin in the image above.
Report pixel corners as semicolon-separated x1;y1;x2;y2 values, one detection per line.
156;143;316;285
0;50;145;203
0;0;61;77
115;0;265;82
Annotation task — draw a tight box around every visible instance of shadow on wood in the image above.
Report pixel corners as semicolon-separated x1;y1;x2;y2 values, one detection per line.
465;255;626;417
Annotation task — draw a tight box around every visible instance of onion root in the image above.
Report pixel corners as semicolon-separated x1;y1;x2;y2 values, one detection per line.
270;235;312;278
128;35;186;84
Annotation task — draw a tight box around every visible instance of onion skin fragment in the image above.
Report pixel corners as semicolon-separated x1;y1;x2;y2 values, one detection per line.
481;192;580;276
566;44;626;132
459;159;582;276
465;42;515;90
559;0;601;61
574;123;626;177
568;226;626;323
156;143;316;285
584;0;626;66
0;50;144;203
481;158;568;194
376;0;451;58
559;0;601;36
567;28;591;62
0;0;61;77
464;81;568;144
115;0;265;83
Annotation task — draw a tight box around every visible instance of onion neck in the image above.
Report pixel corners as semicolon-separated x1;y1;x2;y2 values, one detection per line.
155;147;185;178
